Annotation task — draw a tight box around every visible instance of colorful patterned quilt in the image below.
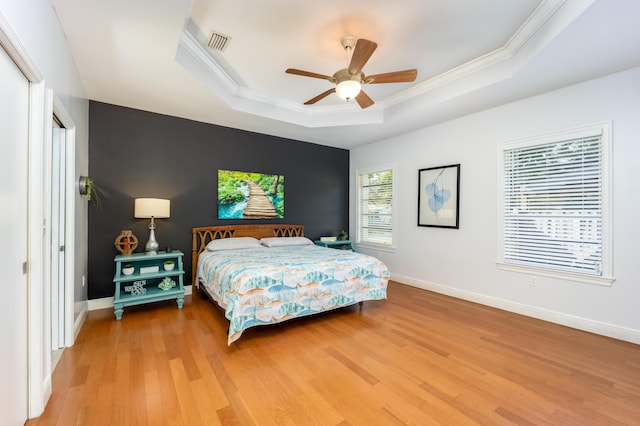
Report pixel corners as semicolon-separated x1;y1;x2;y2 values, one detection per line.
196;245;390;345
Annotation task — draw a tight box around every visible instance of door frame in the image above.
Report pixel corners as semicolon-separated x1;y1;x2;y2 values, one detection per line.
1;12;77;418
46;92;77;349
51;122;65;351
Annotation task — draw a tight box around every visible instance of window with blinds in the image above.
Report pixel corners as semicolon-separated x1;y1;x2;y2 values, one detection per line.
499;123;612;283
357;165;395;248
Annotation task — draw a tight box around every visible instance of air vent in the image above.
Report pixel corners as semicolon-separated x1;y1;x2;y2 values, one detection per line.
207;31;231;52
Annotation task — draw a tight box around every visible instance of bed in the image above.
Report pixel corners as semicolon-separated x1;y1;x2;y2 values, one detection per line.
192;224;390;345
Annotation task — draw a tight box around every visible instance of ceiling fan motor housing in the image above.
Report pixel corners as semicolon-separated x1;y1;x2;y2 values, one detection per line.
334;68;363;84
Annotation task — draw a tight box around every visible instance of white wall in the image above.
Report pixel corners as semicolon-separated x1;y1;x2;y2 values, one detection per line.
351;66;640;343
0;0;88;417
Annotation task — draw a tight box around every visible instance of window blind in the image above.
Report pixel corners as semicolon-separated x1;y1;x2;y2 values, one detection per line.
503;135;603;275
358;168;393;246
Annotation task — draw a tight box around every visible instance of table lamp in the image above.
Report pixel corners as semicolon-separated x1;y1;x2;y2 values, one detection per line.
134;198;170;255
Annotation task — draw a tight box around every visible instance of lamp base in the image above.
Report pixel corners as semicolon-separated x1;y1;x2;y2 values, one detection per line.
145;241;159;256
145;221;159;255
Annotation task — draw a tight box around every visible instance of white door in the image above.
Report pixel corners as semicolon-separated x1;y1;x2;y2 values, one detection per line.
0;45;30;425
51;124;66;350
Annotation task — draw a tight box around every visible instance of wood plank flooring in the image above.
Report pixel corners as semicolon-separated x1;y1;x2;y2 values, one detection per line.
27;281;640;425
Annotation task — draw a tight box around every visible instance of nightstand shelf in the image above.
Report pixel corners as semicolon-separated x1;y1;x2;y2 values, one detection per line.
314;240;354;251
113;250;185;320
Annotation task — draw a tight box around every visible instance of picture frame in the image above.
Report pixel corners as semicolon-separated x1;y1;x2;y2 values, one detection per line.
418;164;460;228
218;169;284;219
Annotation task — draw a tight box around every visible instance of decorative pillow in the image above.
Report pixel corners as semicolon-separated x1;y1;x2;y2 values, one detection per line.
260;236;314;247
206;237;262;251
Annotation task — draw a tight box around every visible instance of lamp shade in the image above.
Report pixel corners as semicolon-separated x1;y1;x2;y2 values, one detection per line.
134;198;170;218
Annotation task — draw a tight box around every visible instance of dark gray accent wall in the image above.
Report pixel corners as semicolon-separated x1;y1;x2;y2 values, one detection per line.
88;101;349;299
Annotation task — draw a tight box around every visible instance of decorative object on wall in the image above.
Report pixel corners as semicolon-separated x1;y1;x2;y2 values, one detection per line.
134;198;170;255
218;169;284;219
78;175;112;209
418;164;460;228
114;230;138;256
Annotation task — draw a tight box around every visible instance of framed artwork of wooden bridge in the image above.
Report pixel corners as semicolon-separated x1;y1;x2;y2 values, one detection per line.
217;169;284;219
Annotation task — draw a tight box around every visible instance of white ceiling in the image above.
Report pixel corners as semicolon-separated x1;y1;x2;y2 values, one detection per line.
51;0;640;149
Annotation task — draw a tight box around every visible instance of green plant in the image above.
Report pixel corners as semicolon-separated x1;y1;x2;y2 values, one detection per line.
79;176;112;210
338;230;348;240
163;260;174;265
124;264;133;269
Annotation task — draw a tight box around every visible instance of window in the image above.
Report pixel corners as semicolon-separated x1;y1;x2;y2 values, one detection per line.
497;122;613;286
357;165;395;249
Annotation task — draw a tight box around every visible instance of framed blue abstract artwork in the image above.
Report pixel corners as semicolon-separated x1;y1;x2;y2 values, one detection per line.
418;164;460;228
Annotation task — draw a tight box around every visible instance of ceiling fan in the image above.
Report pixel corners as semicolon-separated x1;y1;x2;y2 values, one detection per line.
286;36;418;109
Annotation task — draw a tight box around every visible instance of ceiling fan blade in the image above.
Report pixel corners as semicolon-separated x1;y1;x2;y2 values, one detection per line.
286;68;334;81
365;69;418;84
355;90;374;109
304;88;336;105
348;39;377;75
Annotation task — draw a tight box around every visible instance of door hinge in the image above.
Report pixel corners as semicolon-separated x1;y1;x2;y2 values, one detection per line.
22;261;28;275
60;245;65;252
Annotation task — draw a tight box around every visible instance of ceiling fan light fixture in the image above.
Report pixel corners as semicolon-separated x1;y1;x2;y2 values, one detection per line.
335;79;361;101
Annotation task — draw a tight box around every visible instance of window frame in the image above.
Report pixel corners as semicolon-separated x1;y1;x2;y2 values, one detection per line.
497;122;614;286
356;163;397;251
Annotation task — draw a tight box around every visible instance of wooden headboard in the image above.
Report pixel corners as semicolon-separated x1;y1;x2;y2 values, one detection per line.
191;224;304;284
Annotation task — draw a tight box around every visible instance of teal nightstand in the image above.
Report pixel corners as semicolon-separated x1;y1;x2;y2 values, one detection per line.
113;250;185;320
314;240;354;251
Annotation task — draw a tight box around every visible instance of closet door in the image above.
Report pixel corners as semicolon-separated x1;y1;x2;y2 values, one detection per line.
0;44;30;425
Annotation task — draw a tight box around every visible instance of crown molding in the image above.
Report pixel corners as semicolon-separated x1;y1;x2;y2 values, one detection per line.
177;0;593;128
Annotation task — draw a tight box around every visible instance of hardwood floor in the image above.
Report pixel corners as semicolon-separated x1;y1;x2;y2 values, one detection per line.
27;281;640;425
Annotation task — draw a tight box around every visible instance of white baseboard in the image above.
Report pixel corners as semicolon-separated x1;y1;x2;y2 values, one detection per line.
38;376;52;420
72;301;88;344
391;273;640;345
88;284;193;311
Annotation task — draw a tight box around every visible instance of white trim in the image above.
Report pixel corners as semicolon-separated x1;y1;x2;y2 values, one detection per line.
496;262;614;286
43;92;54;363
88;285;193;311
88;296;114;311
175;0;593;127
176;18;384;128
74;302;88;340
0;10;42;82
392;274;640;345
354;242;397;253
63;124;76;347
28;81;49;419
46;92;78;349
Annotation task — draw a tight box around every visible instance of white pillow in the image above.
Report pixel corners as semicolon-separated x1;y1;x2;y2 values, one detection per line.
260;236;314;247
206;237;262;251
